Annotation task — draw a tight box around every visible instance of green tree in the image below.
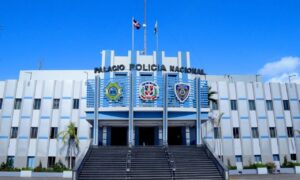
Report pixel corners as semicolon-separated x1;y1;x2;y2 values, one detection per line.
58;122;79;169
208;86;218;105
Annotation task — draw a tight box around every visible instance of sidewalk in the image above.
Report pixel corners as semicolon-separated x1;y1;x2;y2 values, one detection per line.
230;174;300;180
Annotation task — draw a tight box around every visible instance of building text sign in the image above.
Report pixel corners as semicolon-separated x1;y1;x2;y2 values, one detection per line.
94;64;205;75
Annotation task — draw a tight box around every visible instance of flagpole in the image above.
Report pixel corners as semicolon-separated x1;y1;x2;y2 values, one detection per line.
143;0;147;55
132;17;134;52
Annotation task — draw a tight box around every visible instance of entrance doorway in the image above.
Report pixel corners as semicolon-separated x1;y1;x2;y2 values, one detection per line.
168;127;185;145
139;127;155;146
110;127;127;146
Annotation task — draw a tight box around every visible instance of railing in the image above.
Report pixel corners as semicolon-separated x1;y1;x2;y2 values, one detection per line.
163;146;176;180
202;139;229;180
126;147;132;180
73;142;94;180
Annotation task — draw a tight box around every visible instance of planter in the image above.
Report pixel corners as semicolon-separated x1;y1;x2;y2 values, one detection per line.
257;167;268;174
0;171;20;176
279;167;295;174
228;170;239;175
242;169;257;175
295;166;300;174
32;172;62;177
63;171;72;178
20;170;32;177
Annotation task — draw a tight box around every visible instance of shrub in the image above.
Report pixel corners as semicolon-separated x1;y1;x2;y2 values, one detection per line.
0;162;20;172
266;162;276;173
228;166;237;170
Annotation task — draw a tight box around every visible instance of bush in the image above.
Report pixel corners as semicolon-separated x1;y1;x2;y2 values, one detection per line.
33;160;70;172
228;166;237;170
243;163;267;169
266;162;276;173
21;167;33;171
0;162;21;172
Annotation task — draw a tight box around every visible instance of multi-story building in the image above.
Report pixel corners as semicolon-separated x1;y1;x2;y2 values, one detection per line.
0;50;299;171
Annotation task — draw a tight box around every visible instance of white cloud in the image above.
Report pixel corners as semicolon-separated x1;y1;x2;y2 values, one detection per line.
258;57;300;83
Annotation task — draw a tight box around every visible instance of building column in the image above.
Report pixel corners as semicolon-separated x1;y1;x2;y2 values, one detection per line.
196;78;202;146
93;75;99;145
128;73;134;147
186;126;190;145
163;74;168;145
102;127;107;146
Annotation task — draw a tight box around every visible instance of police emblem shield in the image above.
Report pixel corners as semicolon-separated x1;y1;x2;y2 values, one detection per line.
105;82;122;101
174;83;190;103
139;81;159;101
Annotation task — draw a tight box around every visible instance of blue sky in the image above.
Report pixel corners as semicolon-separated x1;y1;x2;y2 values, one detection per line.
0;0;300;81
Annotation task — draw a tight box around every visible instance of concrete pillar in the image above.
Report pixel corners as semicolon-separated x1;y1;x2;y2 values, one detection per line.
186;126;190;145
93;75;99;145
196;78;202;146
163;74;168;145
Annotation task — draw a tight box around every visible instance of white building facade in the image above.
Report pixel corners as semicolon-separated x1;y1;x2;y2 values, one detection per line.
0;50;299;170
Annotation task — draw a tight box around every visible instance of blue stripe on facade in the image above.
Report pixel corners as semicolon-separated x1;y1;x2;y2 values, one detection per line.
61;116;70;120
261;136;269;139
62;97;71;100
204;136;213;139
273;98;282;101
38;137;48;140
290;98;298;101
43;97;52;100
40;116;50;120
0;136;8;139
256;98;264;100
242;136;251;139
293;116;300;119
1;115;11;119
258;116;267;120
4;96;14;99
19;136;29;139
223;136;232;139
240;116;249;120
21;116;31;119
238;97;247;100
222;116;231;120
278;135;287;138
220;97;229;100
296;135;300;138
79;137;88;140
23;96;33;99
276;116;284;120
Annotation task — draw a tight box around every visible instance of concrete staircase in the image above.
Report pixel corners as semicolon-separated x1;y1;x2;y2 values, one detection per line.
77;145;226;180
169;146;224;179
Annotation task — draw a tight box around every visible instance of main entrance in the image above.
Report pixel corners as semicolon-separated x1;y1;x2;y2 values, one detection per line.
168;127;185;145
110;127;128;146
139;127;155;145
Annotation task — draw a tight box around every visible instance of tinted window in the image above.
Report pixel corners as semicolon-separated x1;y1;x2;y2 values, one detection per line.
53;99;60;109
233;127;240;139
73;99;79;109
10;127;18;138
249;100;256;111
283;100;290;110
252;127;259;138
14;99;22;110
33;99;41;110
270;127;277;138
231;100;237;110
266;100;273;111
30;127;38;139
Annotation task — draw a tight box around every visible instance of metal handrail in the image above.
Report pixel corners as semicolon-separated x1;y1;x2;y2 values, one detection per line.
126;147;132;179
202;139;228;180
163;146;176;179
73;142;94;180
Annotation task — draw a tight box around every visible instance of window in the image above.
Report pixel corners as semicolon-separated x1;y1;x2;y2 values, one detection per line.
235;155;243;163
14;99;22;110
75;127;78;135
33;99;41;110
266;100;273;111
214;127;220;139
50;127;58;139
233;127;240;139
53;99;60;109
140;73;153;77
0;98;3;109
287;127;294;138
254;155;262;163
10;127;18;138
48;157;55;168
212;101;218;110
73;99;79;109
6;156;15;168
251;127;259;138
114;73;127;77
249;100;256;111
230;100;237;110
27;156;35;168
291;154;297;161
270;127;277;138
30;127;38;139
283;100;290;110
273;154;280;161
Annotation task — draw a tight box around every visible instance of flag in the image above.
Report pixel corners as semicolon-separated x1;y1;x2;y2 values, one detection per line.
154;21;158;34
133;19;141;29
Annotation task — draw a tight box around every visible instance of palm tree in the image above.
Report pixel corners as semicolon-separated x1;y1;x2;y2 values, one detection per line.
208;86;218;105
58;122;79;169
